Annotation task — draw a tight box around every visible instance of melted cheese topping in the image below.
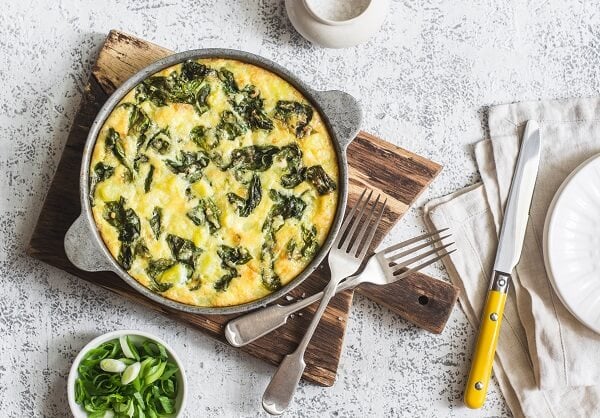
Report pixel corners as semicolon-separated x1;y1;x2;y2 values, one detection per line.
90;58;338;307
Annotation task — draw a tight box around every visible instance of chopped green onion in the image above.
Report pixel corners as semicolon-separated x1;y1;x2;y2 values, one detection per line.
145;360;167;386
74;337;179;417
122;361;141;385
120;335;140;360
100;359;126;373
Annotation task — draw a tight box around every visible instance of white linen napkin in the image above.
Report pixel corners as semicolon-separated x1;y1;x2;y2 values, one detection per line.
425;98;600;417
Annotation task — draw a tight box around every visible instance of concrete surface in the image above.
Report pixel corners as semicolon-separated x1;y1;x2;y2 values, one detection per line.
2;0;598;416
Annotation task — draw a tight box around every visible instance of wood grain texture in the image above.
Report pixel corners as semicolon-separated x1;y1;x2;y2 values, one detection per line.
28;30;458;387
359;273;460;334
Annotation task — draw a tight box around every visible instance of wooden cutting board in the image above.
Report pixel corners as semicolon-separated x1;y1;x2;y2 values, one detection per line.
27;30;459;387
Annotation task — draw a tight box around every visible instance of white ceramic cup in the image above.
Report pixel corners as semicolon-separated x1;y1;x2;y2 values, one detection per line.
67;330;188;418
285;0;391;48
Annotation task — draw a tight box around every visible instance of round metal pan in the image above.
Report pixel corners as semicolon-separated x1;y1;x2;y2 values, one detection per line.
64;49;362;315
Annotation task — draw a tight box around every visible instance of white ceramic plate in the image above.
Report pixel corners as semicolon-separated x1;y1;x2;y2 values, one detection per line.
544;154;600;334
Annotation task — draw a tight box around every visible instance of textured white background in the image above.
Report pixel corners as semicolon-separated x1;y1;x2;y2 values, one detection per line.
1;0;599;416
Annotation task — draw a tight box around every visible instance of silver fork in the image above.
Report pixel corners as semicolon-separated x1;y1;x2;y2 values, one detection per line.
262;188;385;415
225;229;455;347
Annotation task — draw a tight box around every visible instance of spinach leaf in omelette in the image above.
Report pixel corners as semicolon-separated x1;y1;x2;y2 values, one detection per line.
135;61;212;116
102;197;141;270
118;103;150;139
186;198;221;234
261;189;306;291
193;84;211;116
166;234;203;274
214;245;252;291
226;144;280;184
93;162;115;183
230;85;273;131
189;125;218;151
286;224;319;261
218;68;273;132
146;258;177;292
135;76;169;107
227;174;262;217
275;144;336;195
187;276;202;292
268;189;307;221
304;165;337;195
277;143;304;189
259;190;308;291
148;207;162;239
274;100;314;138
146;128;171;155
213;269;238;292
216;110;247;141
144;164;155;193
104;128;133;181
181;60;212;81
218;245;252;269
90;162;115;202
217;68;240;94
165;234;206;291
228;145;280;172
260;262;282;291
134;239;150;259
133;154;149;171
165;151;210;183
300;225;319;259
260;227;282;292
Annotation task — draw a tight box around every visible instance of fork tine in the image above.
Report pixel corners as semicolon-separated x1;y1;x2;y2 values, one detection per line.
385;234;451;264
390;242;455;271
340;189;373;252
356;197;387;259
392;249;456;279
382;228;449;256
335;188;367;247
349;193;381;256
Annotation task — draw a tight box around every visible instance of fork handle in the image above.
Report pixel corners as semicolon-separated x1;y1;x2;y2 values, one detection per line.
225;278;357;347
262;278;340;415
262;349;306;415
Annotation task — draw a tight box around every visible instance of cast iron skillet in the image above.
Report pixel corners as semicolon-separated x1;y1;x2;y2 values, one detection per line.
64;49;362;315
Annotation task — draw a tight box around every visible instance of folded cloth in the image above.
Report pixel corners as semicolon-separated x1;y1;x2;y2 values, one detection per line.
425;97;600;417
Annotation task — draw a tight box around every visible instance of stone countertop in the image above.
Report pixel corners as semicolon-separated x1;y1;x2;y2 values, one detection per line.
1;0;598;416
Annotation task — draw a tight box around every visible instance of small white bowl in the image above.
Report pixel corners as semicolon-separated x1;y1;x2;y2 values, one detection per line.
285;0;391;48
67;330;188;418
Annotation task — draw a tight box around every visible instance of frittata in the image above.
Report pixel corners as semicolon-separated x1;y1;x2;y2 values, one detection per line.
89;58;339;307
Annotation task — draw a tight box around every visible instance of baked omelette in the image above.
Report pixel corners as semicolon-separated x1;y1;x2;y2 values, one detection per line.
89;58;339;307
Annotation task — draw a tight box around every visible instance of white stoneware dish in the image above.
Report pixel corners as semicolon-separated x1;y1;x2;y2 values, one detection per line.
543;153;600;334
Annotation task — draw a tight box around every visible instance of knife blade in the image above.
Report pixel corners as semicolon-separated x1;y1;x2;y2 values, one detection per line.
464;120;541;409
494;120;542;274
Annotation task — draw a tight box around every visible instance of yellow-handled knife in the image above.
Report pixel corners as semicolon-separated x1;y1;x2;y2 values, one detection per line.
464;120;541;409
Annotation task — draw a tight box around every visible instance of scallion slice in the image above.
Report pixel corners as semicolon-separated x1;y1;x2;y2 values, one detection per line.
122;362;141;385
100;359;127;373
120;335;140;360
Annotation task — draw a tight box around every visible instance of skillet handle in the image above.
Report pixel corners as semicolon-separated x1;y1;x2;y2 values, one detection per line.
314;90;362;150
64;213;114;272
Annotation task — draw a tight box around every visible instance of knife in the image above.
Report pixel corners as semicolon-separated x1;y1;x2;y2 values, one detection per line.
464;120;541;409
